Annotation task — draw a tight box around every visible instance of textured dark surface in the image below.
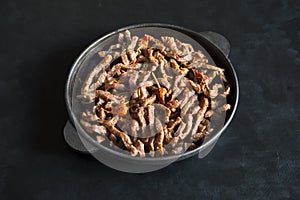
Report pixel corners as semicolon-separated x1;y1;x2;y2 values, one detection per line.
1;0;300;199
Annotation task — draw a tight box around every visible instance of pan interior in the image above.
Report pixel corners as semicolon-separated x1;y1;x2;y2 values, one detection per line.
69;25;232;160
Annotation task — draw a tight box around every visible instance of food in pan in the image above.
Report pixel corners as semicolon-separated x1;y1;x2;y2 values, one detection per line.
79;30;231;157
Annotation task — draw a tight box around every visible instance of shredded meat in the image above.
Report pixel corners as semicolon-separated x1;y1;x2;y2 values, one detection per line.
80;30;231;157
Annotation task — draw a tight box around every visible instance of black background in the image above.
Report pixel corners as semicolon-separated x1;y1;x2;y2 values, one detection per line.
1;0;300;199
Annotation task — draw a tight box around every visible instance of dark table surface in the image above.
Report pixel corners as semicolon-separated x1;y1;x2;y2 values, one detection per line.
1;0;300;199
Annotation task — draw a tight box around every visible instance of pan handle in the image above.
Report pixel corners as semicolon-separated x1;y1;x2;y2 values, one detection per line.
198;31;230;57
64;120;98;153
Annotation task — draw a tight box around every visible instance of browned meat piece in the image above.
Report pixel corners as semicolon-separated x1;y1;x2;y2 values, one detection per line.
205;110;213;118
82;111;98;122
140;86;149;99
132;90;139;99
173;121;186;137
93;125;108;136
179;88;195;109
81;55;112;97
209;83;223;98
148;136;155;152
169;136;179;148
108;64;122;77
131;119;139;138
147;48;159;65
175;39;194;55
96;90;124;103
207;71;218;84
171;146;184;155
211;100;218;109
200;97;209;112
191;51;207;63
111;103;128;116
153;103;171;123
145;34;166;50
118;32;124;44
80;119;106;135
188;80;202;94
179;77;188;89
223;104;231;111
120;63;142;70
121;53;130;65
105;115;119;127
179;114;193;140
143;94;156;107
104;101;112;110
223;85;231;96
158;62;169;79
124;30;131;42
191;105;200;115
181;68;189;76
167;117;182;132
137;35;149;49
139;71;152;83
147;105;155;135
106;124;138;156
171;87;182;101
96;135;106;143
192;50;205;60
96;97;105;107
181;94;198;115
220;72;228;83
137;54;149;63
157;77;171;89
193;69;208;84
164;126;172;143
136;140;145;157
97;107;106;122
137;107;147;136
193;132;206;140
161;36;178;52
128;71;139;89
98;44;121;57
198;124;206;132
161;49;186;63
155;116;163;133
187;143;197;150
127;36;139;51
103;78;118;91
141;137;149;145
187;98;208;137
202;118;210;127
154;51;168;65
202;64;227;83
156;129;165;152
166;99;180;109
169;58;180;71
172;75;184;91
130;147;139;156
116;116;131;133
128;50;139;63
190;110;207;138
203;63;224;72
108;133;118;144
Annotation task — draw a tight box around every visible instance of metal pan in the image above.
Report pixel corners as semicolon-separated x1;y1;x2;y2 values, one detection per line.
64;23;239;173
